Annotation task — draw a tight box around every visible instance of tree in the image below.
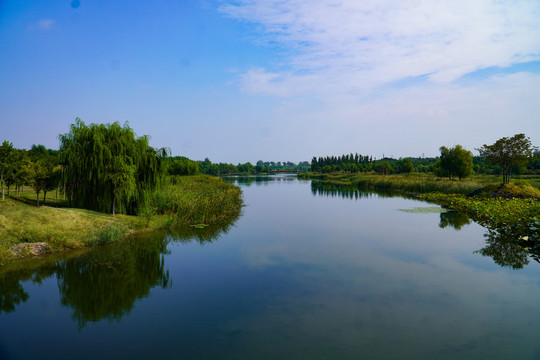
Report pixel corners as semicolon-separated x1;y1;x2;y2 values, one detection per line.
398;158;415;174
106;156;136;215
0;140;16;200
27;161;50;206
375;161;391;175
59;118;167;214
434;145;473;180
477;134;537;184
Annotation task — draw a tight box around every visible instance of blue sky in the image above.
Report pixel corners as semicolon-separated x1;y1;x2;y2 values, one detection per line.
1;0;539;163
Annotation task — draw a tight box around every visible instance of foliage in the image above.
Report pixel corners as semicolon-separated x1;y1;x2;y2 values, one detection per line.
167;156;199;176
300;172;498;195
374;161;391;175
0;141;16;200
90;224;127;246
311;153;373;173
398;158;415;174
59;118;168;214
434;145;473;180
477;133;537;184
420;192;540;241
199;158;309;175
152;175;243;225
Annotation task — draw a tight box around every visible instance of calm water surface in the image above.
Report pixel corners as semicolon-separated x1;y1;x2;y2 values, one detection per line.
2;175;540;359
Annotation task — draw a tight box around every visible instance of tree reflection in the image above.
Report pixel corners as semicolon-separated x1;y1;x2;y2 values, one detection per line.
168;217;238;245
0;274;29;314
475;229;531;269
310;181;397;200
56;233;172;329
0;212;239;324
438;211;471;230
223;175;292;187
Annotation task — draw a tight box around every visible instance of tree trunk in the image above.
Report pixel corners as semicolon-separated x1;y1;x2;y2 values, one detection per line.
112;196;116;215
1;173;4;200
43;191;47;206
36;191;40;207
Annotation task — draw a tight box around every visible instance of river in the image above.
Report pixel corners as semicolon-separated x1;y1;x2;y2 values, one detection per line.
1;175;540;359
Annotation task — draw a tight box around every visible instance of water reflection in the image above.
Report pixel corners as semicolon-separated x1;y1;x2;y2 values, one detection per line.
223;175;296;187
0;216;239;325
307;179;540;270
310;180;398;200
168;218;238;245
57;234;172;328
475;229;540;270
438;211;472;230
0;274;29;314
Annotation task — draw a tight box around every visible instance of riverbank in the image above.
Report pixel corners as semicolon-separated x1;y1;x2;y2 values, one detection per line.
300;172;540;240
299;172;503;194
0;175;243;266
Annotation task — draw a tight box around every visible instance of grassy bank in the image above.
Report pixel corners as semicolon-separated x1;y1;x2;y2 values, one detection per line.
301;172;540;240
0;175;243;265
299;172;501;194
152;175;244;225
421;190;540;241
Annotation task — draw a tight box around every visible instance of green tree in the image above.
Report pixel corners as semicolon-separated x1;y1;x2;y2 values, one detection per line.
398;158;415;174
27;161;51;206
59;119;167;214
477;134;537;184
375;161;391;175
0;141;16;200
434;145;473;180
106;156;136;215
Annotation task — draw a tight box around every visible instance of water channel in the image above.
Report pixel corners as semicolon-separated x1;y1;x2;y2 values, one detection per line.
2;175;540;359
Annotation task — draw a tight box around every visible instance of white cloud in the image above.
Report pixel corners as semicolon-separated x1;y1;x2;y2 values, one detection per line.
36;19;55;30
221;0;540;96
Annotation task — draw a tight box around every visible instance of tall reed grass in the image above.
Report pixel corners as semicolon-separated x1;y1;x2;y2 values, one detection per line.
151;175;243;225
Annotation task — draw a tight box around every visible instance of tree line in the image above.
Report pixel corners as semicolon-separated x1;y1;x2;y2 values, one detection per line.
309;134;538;184
197;158;310;176
1;119;168;214
0;142;61;205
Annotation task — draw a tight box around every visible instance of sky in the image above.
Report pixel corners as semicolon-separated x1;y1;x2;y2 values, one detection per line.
1;0;539;163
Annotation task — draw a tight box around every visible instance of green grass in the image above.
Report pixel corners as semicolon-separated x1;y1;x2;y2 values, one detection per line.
301;172;540;240
0;175;243;266
152;175;243;225
420;192;540;241
299;172;501;194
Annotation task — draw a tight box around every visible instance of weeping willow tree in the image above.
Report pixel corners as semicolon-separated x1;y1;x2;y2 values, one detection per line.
59;118;168;215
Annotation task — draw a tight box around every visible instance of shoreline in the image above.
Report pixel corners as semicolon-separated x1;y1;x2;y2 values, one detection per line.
300;172;540;241
0;175;243;266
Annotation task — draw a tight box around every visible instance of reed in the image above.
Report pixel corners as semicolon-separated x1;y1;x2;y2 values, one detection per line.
152;175;243;225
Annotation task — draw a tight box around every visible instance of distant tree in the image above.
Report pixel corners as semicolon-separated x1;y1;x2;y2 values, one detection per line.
27;161;50;206
168;157;199;176
15;160;32;196
434;145;473;180
477;134;537;184
375;161;391;175
0;140;16;200
398;158;415;174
